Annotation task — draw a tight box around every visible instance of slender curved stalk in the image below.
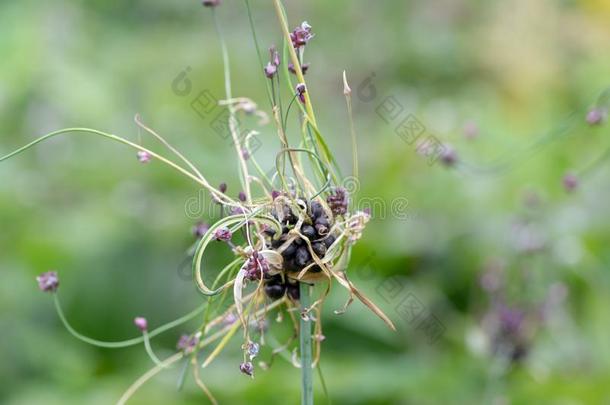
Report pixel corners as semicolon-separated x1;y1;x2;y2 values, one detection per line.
299;282;313;405
53;293;205;348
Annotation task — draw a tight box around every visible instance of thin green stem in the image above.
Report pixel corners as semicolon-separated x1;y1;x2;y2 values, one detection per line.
299;282;313;405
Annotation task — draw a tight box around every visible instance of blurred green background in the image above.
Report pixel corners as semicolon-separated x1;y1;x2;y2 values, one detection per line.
1;0;610;404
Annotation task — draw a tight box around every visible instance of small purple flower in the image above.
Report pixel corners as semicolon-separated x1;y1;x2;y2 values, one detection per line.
264;62;277;79
327;187;348;216
246;341;260;359
244;250;270;281
36;271;59;292
239;361;254;377
223;313;237;326
134;317;148;332
214;227;232;242
440;145;458;167
269;46;280;67
271;190;281;200
288;62;310;75
241;147;250;160
562;172;579;192
290;21;314;49
463;121;479;139
296;83;306;104
238;191;247;202
213;182;228;204
192;222;210;238
586;108;605;126
137;150;151;163
202;0;221;7
177;333;200;354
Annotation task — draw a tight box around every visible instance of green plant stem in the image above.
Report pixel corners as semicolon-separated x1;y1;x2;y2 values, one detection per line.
299;282;313;405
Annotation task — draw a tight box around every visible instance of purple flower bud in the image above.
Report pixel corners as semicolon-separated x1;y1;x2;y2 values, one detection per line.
327;187;349;216
296;83;306;104
562;172;578;192
244;251;270;281
36;271;59;292
137;150;151;163
463;121;479;139
241;147;250;160
264;62;277;79
586;108;605;126
440;145;458;167
271;190;281;200
269;46;280;67
202;0;221;7
239;361;254;377
214;227;232;242
223;313;237;326
192;222;210;238
238;191;247;202
134;317;148;332
219;183;228;193
290;21;314;49
288;62;310;75
177;333;200;354
246;341;260;359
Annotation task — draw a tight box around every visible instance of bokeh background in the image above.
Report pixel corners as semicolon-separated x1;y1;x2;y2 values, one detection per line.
1;0;610;404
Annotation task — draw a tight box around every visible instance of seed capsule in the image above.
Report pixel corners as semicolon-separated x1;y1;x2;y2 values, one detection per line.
295;246;311;267
264;283;286;300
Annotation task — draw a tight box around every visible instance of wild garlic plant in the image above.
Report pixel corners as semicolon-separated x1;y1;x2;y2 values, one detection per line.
3;1;395;404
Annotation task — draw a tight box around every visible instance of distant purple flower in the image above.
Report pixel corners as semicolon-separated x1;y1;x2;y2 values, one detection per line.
219;182;227;193
264;62;277;79
231;206;247;215
288;62;310;75
238;191;247;202
177;333;200;354
36;271;59;292
223;313;237;326
214;227;232;242
290;21;314;49
296;83;306;104
562;172;578;193
192;222;210;238
271;190;281;200
239;361;254;377
134;317;148;332
498;306;525;336
137;151;151;163
463;121;479;139
202;0;221;7
241;147;250;160
440;145;458;167
586;108;605;126
269;46;280;67
327;187;348;216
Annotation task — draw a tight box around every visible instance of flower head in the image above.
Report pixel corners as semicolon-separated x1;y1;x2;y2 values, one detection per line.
244;250;270;281
586;108;605;126
192;222;210;238
264;62;277;79
290;21;314;49
440;145;458;167
214;227;232;242
239;361;254;377
296;83;307;104
137;150;151;163
177;333;201;354
238;191;247;202
562;172;578;192
202;0;221;7
36;271;59;292
134;317;148;332
269;46;280;67
288;62;310;75
327;187;349;216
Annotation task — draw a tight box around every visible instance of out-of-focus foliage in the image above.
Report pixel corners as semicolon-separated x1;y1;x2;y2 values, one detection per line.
1;0;609;404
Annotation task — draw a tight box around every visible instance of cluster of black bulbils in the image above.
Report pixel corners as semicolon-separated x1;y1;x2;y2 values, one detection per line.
262;199;336;301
